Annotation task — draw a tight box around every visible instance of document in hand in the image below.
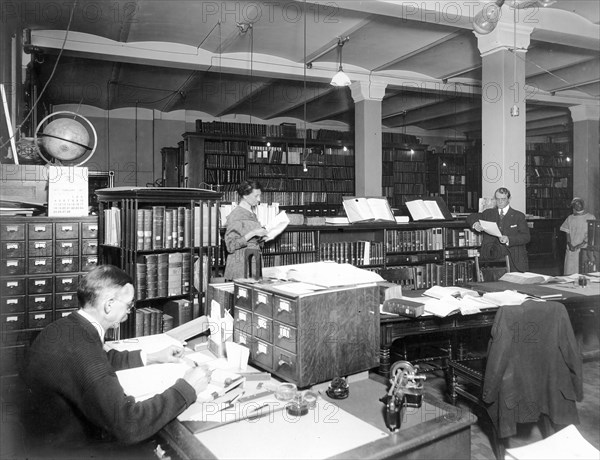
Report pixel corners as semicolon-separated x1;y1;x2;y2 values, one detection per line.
479;220;503;238
342;196;395;223
405;197;452;221
263;211;290;242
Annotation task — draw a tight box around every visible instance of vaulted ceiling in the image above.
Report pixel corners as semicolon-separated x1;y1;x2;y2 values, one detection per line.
20;0;600;139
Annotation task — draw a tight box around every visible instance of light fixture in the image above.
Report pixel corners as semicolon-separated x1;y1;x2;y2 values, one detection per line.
472;1;559;35
330;36;351;87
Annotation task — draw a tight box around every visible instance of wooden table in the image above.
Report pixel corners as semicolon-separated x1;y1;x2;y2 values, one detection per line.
157;375;476;460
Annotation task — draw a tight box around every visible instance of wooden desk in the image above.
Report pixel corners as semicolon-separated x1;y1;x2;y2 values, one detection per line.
157;375;476;460
378;281;600;377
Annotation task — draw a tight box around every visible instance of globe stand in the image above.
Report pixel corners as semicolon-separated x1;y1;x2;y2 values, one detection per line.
35;111;98;166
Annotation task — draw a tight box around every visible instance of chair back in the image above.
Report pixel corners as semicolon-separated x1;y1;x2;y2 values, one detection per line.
244;248;262;280
475;255;510;282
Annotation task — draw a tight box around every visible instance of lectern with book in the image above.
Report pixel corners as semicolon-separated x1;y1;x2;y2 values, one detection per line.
342;196;395;223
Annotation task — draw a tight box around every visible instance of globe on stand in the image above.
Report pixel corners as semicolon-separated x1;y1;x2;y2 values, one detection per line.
35;111;97;166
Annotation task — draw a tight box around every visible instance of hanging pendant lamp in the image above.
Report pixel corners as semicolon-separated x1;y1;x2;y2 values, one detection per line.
330;37;351;87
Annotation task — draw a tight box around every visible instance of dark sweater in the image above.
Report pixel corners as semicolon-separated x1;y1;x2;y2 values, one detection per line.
22;312;197;456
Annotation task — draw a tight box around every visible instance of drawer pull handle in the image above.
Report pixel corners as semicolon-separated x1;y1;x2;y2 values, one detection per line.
88;257;98;263
239;311;247;322
60;226;73;232
34;314;46;320
34;226;47;232
257;293;267;304
34;280;46;286
7;260;18;267
278;357;293;367
35;259;47;265
7;316;18;322
256;318;267;329
238;288;247;299
61;242;73;248
88;225;98;231
257;343;268;355
239;335;247;345
62;295;73;301
35;242;46;249
6;226;19;233
35;297;45;303
278;326;290;339
62;258;73;265
61;278;73;284
7;299;18;305
278;300;290;313
6;243;18;249
7;281;18;287
88;242;97;248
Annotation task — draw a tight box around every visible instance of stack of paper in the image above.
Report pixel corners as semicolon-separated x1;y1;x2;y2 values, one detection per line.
505;425;599;459
481;290;531;306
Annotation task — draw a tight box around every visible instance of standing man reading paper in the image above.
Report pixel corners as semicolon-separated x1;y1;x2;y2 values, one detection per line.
22;265;211;459
467;187;531;273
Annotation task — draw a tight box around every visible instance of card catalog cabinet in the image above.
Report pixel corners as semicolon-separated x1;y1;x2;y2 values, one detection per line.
0;216;98;332
233;280;380;388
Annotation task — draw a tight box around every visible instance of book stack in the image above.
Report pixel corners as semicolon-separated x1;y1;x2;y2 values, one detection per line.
135;307;164;336
163;299;193;328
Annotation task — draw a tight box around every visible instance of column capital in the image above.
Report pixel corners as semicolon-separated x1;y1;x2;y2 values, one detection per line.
476;21;533;56
569;104;600;123
350;81;387;103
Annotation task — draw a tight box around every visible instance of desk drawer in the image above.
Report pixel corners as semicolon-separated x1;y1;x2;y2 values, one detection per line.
0;278;25;296
55;256;79;273
234;285;252;310
28;257;53;274
28;277;53;294
1;296;25;314
81;256;98;272
273;321;297;354
29;240;52;257
456;312;496;328
55;240;78;256
55;222;79;239
273;347;298;382
28;311;53;329
82;222;98;239
55;292;78;310
28;294;52;311
28;223;52;239
252;314;272;343
272;296;298;326
81;239;98;255
1;313;25;331
251;339;273;370
1;223;25;241
1;259;25;276
55;275;78;293
253;289;273;317
234;308;252;336
1;241;24;258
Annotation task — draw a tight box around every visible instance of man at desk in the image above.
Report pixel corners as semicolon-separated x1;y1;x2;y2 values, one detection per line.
22;265;211;458
467;187;530;272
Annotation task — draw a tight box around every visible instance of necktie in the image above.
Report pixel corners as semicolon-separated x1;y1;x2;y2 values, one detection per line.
499;209;504;221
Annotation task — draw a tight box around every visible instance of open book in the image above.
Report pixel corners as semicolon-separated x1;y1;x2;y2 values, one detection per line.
418;295;493;317
499;272;565;284
405;197;452;221
423;285;479;300
342;197;395;223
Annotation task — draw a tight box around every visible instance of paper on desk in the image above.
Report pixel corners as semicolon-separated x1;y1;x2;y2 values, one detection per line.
480;220;503;238
505;424;599;459
104;333;183;354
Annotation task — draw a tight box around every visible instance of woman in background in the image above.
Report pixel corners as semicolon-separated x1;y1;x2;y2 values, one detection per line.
560;197;595;275
223;180;268;280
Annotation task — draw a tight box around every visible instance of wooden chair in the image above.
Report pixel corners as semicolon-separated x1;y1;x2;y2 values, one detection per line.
447;300;582;460
474;254;511;282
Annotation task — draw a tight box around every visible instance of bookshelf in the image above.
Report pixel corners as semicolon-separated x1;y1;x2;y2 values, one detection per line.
178;121;354;214
526;142;573;219
96;187;221;339
381;133;427;211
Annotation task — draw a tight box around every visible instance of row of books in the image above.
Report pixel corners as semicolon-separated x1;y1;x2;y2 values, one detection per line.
135;252;191;299
393;183;426;194
134;307;170;337
440;174;466;184
319;241;385;266
390;161;426;172
205;154;246;169
444;248;479;259
527;155;572;167
528;166;571;177
445;228;482;248
204;169;246;185
204;140;247;155
527;177;570;187
263;251;318;267
248;146;285;164
526;142;569;152
382;132;419;145
262;231;316;254
386;228;445;252
376;260;476;290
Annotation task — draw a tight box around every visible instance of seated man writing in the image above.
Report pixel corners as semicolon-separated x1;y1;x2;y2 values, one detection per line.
22;265;211;458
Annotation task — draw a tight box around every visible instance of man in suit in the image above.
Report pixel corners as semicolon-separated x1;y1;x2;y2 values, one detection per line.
467;187;530;272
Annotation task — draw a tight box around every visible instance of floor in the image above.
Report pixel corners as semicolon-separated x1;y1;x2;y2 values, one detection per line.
421;359;600;460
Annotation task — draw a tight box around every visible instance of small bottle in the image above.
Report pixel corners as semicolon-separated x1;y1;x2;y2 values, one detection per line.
578;275;587;288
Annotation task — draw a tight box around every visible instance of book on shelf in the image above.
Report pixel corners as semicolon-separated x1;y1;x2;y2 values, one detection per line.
405;197;453;221
342;196;395;223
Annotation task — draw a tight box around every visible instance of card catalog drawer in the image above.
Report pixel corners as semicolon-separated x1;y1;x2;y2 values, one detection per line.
55;222;79;239
81;256;98;272
81;222;98;239
55;292;78;310
28;277;53;294
272;296;298;326
273;321;297;354
55;309;76;320
233;307;252;336
251;339;273;370
81;239;98;255
29;240;52;257
0;278;25;296
28;257;53;274
0;223;25;241
253;289;273;317
1;296;25;314
234;285;252;310
273;347;298;382
1;313;25;331
55;275;78;293
1;241;24;258
234;330;254;348
28;294;52;311
252;314;272;343
1;259;25;276
55;256;79;273
28;223;52;239
55;240;78;256
28;311;53;329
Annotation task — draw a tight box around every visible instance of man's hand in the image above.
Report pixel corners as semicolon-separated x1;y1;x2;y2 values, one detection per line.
146;345;184;365
568;242;576;251
472;221;483;232
499;235;509;246
183;365;212;394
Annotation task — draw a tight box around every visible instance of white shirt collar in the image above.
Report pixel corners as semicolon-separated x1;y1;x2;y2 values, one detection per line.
77;309;105;342
499;205;510;214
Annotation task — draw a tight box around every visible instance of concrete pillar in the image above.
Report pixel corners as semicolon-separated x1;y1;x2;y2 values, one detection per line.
569;105;600;217
350;81;387;197
477;22;532;212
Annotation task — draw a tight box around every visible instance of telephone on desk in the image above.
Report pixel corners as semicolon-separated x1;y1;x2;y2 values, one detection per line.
381;361;426;432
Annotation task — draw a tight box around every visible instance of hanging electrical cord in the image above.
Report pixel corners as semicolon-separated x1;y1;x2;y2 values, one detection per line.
303;0;308;172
